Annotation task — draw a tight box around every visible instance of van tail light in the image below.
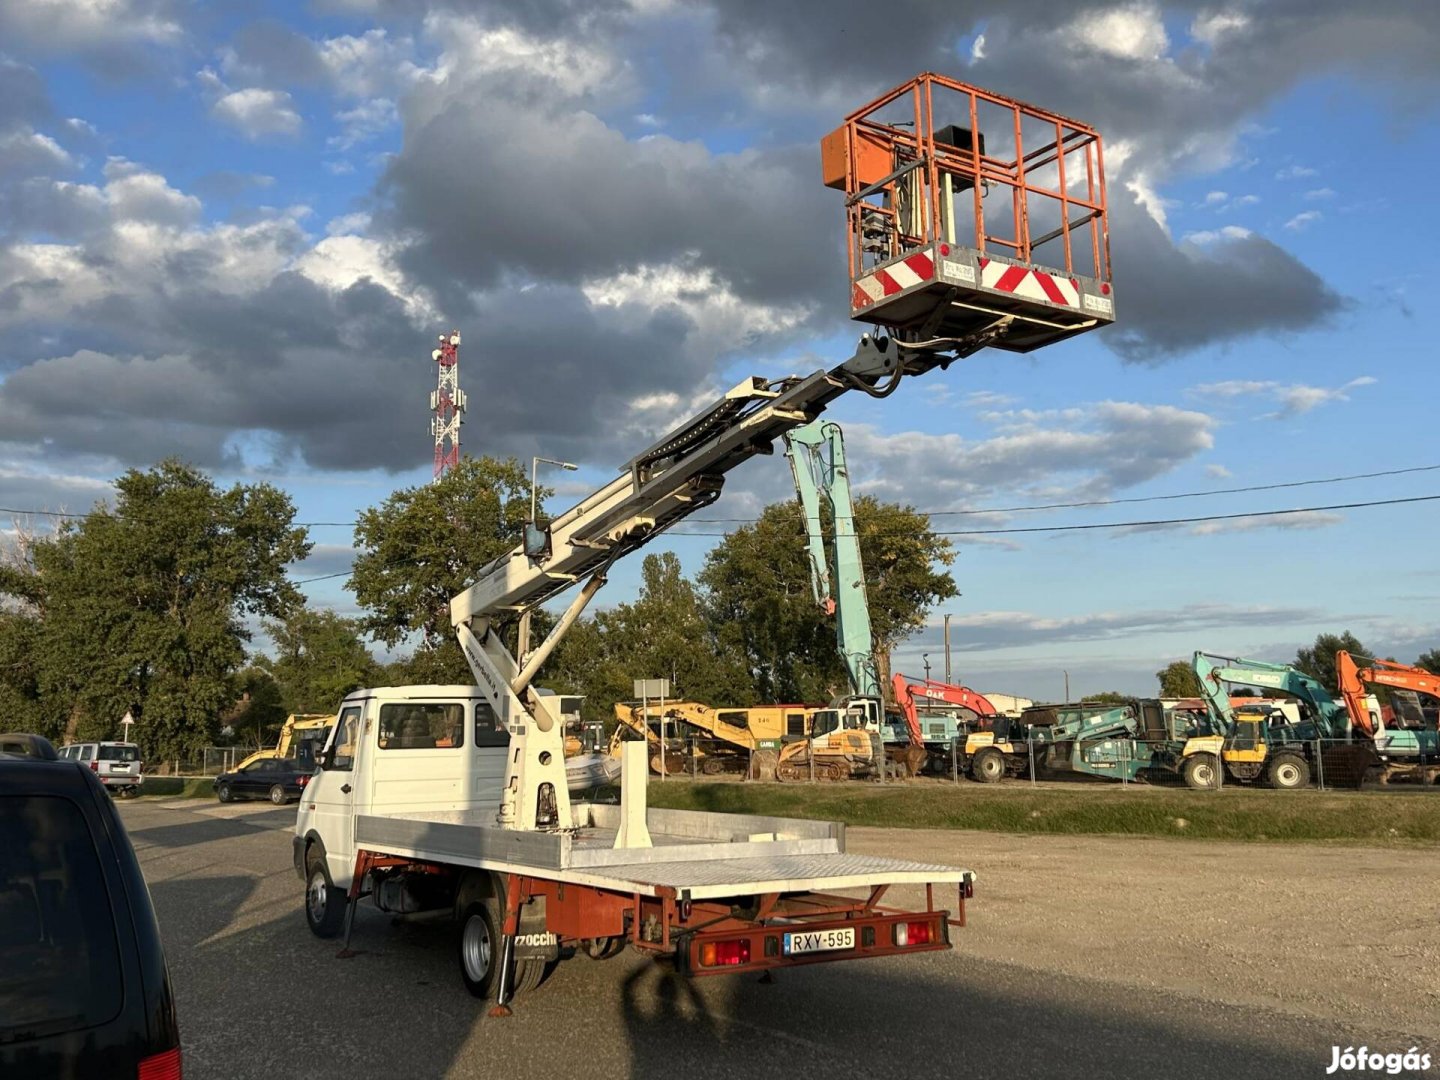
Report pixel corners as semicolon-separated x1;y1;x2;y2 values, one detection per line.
138;1046;182;1079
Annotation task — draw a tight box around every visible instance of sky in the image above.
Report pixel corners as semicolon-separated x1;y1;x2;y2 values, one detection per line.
1;0;1438;701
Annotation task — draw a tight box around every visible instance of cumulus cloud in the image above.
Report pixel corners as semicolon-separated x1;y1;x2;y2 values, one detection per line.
1191;375;1376;417
210;86;303;139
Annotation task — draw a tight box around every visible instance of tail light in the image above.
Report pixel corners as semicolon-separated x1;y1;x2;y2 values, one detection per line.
699;940;750;967
90;761;99;772
893;920;932;947
297;775;310;788
139;1046;182;1079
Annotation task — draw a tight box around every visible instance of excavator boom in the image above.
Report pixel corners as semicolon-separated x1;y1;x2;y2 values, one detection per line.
891;673;997;745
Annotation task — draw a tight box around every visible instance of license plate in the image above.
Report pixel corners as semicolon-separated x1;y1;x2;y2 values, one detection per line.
782;927;854;956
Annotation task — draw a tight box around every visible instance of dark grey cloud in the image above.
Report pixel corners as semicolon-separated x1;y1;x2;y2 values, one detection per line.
188;170;276;201
221;19;329;86
0;57;54;133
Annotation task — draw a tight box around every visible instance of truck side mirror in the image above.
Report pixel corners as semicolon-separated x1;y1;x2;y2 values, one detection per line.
316;748;331;769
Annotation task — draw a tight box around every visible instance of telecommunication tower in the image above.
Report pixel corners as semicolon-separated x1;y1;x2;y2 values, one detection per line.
430;330;466;478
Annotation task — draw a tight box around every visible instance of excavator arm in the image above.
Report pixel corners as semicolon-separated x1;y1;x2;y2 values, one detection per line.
1339;651;1440;737
891;674;997;745
1193;651;1348;740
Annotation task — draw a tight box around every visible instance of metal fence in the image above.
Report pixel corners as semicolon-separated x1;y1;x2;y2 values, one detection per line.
150;746;248;777
628;732;1440;792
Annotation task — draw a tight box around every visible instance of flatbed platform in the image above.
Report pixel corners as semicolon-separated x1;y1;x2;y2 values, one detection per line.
355;803;972;901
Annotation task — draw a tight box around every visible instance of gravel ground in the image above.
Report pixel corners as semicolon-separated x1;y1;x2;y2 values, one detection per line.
121;799;1439;1079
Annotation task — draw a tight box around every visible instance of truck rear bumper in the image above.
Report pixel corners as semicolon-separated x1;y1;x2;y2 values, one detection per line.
675;908;951;976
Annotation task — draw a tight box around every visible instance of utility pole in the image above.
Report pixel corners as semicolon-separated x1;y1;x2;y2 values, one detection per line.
1064;670;1070;703
943;613;952;683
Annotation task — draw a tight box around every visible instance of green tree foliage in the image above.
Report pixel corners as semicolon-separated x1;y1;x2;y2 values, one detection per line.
1155;661;1203;698
349;457;537;647
698;498;957;702
547;553;750;724
1294;631;1369;695
259;608;378;714
1415;650;1440;675
227;666;288;750
0;462;309;758
1080;691;1130;705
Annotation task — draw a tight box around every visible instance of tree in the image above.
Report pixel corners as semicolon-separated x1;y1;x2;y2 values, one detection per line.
1416;650;1440;675
1080;691;1130;705
260;608;378;714
1155;661;1203;698
227;666;288;750
698;498;957;702
1294;631;1370;695
349;457;537;647
547;553;751;725
0;462;309;759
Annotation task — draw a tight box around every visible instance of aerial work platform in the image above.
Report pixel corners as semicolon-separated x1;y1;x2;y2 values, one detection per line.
823;72;1114;352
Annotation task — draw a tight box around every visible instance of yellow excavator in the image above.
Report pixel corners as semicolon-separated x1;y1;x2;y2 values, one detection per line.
237;713;335;771
609;701;811;778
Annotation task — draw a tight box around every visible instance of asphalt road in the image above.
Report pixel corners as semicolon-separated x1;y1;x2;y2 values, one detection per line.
121;799;1430;1080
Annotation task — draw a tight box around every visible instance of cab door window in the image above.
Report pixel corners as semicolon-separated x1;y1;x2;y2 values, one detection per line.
325;707;362;771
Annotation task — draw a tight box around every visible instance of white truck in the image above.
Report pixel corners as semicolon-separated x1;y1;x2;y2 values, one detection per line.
292;329;988;1010
291;71;1117;1009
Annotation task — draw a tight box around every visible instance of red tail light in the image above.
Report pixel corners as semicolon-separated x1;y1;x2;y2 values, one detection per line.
139;1046;182;1079
297;775;309;787
893;920;932;947
90;761;99;772
699;939;751;967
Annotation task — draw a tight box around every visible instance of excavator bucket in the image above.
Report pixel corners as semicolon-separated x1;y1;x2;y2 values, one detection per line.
824;73;1113;352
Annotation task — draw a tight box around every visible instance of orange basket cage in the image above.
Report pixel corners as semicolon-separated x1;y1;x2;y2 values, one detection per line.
822;72;1114;352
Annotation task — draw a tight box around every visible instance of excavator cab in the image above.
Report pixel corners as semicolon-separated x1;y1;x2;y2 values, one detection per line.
823;73;1113;352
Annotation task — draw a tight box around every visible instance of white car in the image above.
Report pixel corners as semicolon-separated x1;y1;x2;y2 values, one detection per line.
58;741;144;797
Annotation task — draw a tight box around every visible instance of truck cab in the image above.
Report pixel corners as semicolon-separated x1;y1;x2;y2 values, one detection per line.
294;685;511;891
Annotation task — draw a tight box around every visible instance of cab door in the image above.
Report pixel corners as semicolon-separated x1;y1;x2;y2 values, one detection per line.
299;703;365;888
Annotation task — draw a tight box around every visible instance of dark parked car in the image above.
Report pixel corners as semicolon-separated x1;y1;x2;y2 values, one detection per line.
0;734;182;1080
214;758;313;805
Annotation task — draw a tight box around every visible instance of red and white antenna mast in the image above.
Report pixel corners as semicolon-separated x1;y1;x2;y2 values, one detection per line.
430;330;466;479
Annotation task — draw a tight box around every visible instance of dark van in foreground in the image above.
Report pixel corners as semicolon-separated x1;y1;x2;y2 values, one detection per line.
0;734;181;1079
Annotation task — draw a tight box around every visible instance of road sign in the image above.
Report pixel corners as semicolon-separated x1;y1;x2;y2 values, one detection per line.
633;679;670;699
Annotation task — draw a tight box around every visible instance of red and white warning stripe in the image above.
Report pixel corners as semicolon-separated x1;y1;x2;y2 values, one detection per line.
851;251;935;310
978;258;1078;307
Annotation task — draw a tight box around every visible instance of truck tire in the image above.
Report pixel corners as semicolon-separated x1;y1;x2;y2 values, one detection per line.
304;855;347;938
459;900;501;998
971;747;1005;784
1182;753;1220;790
1267;752;1310;790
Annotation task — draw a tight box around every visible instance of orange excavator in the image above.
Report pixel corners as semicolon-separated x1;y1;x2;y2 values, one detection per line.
1336;651;1440;784
891;674;1000;774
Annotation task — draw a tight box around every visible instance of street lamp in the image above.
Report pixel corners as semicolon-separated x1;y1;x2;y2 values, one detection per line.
923;653;932;683
531;456;578;522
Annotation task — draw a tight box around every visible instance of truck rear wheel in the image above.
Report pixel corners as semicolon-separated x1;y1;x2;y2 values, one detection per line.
1182;753;1220;790
970;747;1005;784
304;856;346;939
458;900;547;1000
1267;752;1310;790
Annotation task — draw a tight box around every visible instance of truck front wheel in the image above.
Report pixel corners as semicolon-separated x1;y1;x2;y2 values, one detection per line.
1267;752;1310;790
304;856;346;938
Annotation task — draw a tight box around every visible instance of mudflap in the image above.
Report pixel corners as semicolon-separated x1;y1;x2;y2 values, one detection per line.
515;896;560;961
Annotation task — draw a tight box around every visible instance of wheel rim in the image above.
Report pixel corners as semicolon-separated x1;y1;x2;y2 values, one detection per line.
981;756;1001;778
1276;763;1299;786
271;786;284;804
218;785;229;801
306;870;329;923
462;914;491;982
1194;763;1215;787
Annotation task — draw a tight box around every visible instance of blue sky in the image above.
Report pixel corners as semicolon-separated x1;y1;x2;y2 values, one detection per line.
1;1;1438;700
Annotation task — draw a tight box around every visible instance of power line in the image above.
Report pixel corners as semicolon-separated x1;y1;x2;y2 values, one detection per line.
292;570;352;585
668;494;1440;538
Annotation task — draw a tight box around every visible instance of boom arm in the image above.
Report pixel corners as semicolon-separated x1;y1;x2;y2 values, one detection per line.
785;419;880;699
891;674;996;745
1193;651;1349;739
450;322;1015;831
1338;651;1440;737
